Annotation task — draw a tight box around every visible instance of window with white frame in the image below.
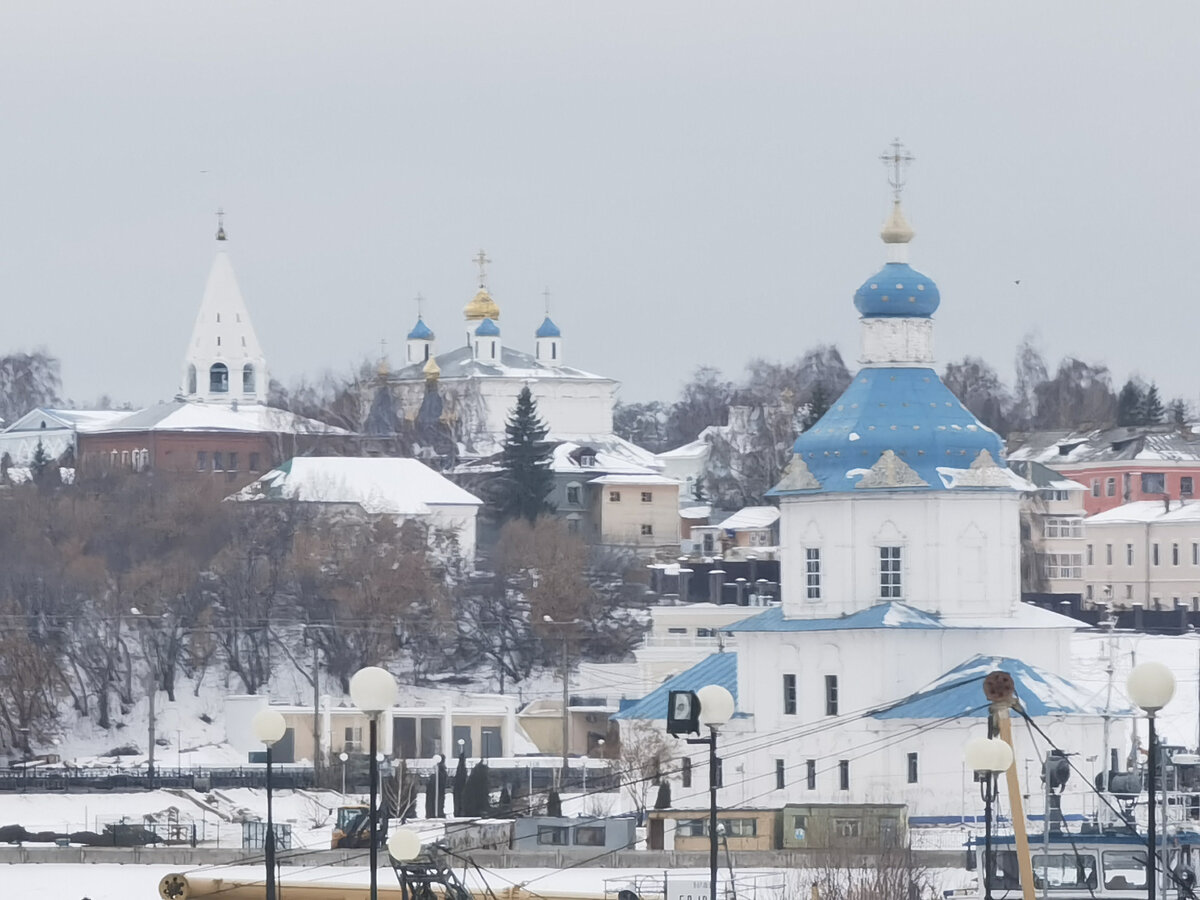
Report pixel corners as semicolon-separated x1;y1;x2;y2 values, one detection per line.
879;546;902;599
566;482;582;505
1044;517;1083;538
1043;553;1083;579
805;548;821;600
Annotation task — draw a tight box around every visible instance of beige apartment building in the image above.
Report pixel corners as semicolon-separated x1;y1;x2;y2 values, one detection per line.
1083;499;1200;609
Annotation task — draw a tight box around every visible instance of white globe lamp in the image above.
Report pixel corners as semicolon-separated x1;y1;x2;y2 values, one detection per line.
1127;661;1176;713
697;684;735;729
350;666;398;713
251;709;287;747
387;828;422;862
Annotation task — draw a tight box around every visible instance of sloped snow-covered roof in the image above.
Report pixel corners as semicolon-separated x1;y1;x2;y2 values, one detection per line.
2;407;130;433
588;473;679;486
611;653;737;721
103;401;348;435
230;457;482;514
390;344;610;382
717;506;780;531
871;654;1123;720
1087;499;1200;525
550;440;662;476
1008;426;1200;467
726;601;1084;633
656;439;710;460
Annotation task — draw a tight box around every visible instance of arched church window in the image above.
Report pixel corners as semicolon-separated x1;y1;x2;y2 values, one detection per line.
209;363;229;393
551;343;557;360
187;365;197;394
242;363;255;394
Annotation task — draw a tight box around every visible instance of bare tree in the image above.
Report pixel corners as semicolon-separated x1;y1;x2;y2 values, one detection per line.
0;349;61;424
616;721;674;821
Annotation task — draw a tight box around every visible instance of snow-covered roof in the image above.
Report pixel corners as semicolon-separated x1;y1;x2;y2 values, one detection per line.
1008;426;1200;467
1087;499;1200;525
656;439;710;460
871;654;1123;720
102;401;348;435
2;407;129;434
726;601;1084;633
390;344;611;383
680;505;711;519
588;473;679;486
1007;459;1088;492
612;652;737;721
717;506;780;531
230;457;482;514
551;440;662;476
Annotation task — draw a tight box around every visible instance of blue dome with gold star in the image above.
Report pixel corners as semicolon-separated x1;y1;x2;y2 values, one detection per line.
854;263;940;318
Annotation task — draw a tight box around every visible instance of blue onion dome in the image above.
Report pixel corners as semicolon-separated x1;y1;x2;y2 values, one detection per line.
474;317;500;336
407;316;434;340
536;316;561;338
853;263;940;317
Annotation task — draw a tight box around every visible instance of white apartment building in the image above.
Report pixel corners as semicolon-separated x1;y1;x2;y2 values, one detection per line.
1083;499;1200;609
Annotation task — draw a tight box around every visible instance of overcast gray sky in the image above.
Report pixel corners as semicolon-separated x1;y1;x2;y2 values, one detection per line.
3;2;1198;410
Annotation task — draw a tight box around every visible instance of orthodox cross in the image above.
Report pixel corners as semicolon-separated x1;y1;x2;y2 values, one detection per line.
415;293;425;319
215;207;226;241
879;138;914;201
473;249;491;288
542;286;552;315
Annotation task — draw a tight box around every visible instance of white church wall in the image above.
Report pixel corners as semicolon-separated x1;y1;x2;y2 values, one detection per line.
778;492;1022;619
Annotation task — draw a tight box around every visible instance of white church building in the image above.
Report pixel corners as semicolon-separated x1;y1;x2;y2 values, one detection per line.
384;252;620;454
615;154;1121;826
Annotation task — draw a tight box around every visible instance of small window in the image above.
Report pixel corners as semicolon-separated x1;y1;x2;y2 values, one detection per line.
209;363;229;393
1193;543;1199;566
1106;544;1113;565
537;826;569;846
1091;479;1101;497
1086;544;1094;565
1183;477;1194;497
1173;543;1180;566
566;516;580;534
792;814;808;841
783;674;797;715
806;759;816;790
216;336;221;346
640;524;654;536
1127;543;1135;566
1106;477;1116;497
825;675;838;716
775;758;785;790
1126;584;1134;600
879;546;902;599
249;452;261;472
1142;472;1166;494
609;491;621;502
724;817;757;837
121;450;130;467
805;548;821;600
682;757;692;788
834;817;861;838
195;451;207;471
490;341;496;359
242;364;255;393
212;452;224;472
1086;585;1094;600
907;751;918;784
573;826;605;846
838;759;850;790
677;819;706;837
227;452;238;472
566;484;581;505
579;452;596;467
641;491;652;502
1153;543;1160;566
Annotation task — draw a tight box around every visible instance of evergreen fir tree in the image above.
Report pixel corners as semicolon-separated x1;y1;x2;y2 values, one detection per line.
30;438;50;483
801;382;832;431
463;760;491;816
1142;382;1165;425
1169;398;1189;428
653;781;672;809
546;788;563;817
436;756;448;818
493;387;555;523
1117;380;1145;426
498;783;513;817
452;751;467;815
424;774;437;818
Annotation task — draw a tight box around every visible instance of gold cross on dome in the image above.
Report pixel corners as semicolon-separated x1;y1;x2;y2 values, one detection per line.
879;138;914;201
473;249;491;288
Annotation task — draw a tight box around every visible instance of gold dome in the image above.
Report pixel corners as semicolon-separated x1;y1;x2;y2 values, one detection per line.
881;200;915;244
423;355;441;381
463;288;500;321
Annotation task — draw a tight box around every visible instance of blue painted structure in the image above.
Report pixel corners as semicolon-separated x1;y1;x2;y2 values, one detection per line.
725;602;942;633
535;316;561;338
771;367;1008;495
612;653;737;721
407;317;434;340
853;262;940;317
474;318;500;336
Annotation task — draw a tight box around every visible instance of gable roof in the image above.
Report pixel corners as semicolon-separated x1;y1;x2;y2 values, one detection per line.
101;401;347;435
725;601;1084;633
389;344;610;382
871;654;1121;720
230;456;482;514
611;653;737;721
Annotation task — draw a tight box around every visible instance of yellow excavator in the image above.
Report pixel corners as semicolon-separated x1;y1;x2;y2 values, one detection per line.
330;804;378;849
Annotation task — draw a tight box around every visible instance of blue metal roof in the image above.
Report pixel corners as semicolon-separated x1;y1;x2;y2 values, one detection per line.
771;367;1008;496
854;262;940;318
474;317;500;336
611;653;737;721
725;602;943;633
407;317;434;340
536;316;561;338
870;654;1121;720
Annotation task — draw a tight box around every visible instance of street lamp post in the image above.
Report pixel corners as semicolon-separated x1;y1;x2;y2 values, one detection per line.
387;828;423;900
252;708;287;900
965;735;1015;900
686;684;734;900
340;751;349;795
351;666;399;900
1128;661;1177;900
542;615;582;782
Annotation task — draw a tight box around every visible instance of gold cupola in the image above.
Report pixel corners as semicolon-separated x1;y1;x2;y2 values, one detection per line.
423;355;441;382
463;288;500;321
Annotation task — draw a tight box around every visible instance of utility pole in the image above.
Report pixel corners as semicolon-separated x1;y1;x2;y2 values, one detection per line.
147;677;156;788
312;641;321;781
542;616;582;783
